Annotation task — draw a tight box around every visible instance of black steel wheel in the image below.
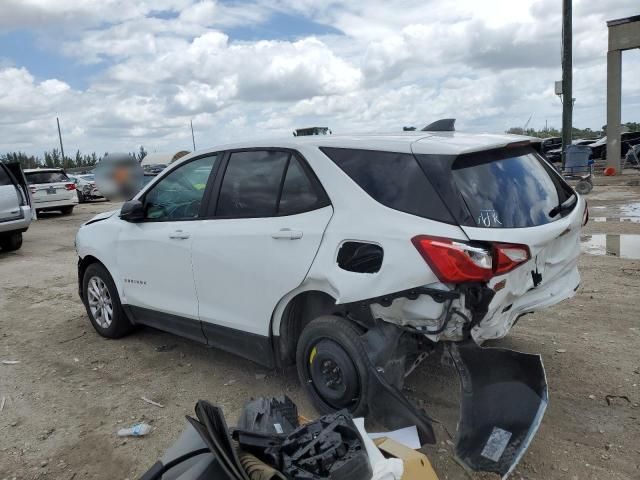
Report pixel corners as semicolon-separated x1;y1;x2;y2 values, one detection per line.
296;316;370;417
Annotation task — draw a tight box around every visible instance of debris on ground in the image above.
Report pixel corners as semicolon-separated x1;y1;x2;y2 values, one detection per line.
605;395;631;406
155;344;177;352
1;360;20;365
224;379;237;386
118;423;153;437
0;396;5;412
141;396;164;408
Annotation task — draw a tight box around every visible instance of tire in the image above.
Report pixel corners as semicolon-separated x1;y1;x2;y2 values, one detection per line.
82;263;133;339
77;191;85;203
576;181;592;195
296;315;370;417
0;232;23;252
60;206;74;215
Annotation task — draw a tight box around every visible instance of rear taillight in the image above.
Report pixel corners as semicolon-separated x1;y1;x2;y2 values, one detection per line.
65;183;76;191
412;235;530;283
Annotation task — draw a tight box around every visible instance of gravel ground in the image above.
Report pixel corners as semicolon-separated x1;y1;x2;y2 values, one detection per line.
1;178;639;480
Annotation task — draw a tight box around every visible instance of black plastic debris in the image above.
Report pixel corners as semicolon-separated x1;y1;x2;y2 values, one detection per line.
236;396;299;436
448;342;548;479
235;410;371;480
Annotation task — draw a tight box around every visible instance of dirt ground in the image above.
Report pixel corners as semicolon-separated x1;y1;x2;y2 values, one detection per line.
1;176;639;480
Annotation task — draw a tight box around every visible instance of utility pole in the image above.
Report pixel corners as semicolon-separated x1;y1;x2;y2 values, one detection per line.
561;0;572;167
56;117;66;164
190;119;196;151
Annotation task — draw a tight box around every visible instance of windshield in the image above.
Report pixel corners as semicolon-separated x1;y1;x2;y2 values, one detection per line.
79;174;95;181
451;149;575;228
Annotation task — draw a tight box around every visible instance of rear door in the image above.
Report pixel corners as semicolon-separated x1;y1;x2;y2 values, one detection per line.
191;149;332;364
0;164;22;222
25;170;74;205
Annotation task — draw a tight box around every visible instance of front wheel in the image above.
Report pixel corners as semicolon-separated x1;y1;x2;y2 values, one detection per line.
296;316;370;417
0;232;23;251
82;263;133;338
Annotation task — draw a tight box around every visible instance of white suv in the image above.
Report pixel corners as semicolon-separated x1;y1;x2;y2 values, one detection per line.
24;168;78;215
76;132;585;476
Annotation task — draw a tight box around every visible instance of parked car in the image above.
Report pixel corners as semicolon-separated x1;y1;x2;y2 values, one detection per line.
0;162;34;251
589;132;640;160
24;168;78;215
76;132;586;475
68;173;103;203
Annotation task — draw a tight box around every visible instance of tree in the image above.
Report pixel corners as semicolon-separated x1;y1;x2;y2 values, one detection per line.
136;145;147;162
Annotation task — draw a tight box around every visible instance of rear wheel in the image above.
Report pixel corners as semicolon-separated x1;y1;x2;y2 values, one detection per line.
82;263;133;338
60;206;74;215
77;191;85;203
296;316;370;417
0;232;23;252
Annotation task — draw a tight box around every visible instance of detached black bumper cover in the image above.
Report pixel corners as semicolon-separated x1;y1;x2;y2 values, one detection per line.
449;342;548;478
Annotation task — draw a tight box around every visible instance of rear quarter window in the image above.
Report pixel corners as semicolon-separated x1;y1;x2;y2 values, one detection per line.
320;147;455;224
25;171;69;184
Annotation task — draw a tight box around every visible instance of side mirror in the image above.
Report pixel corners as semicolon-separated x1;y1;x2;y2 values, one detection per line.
120;199;145;222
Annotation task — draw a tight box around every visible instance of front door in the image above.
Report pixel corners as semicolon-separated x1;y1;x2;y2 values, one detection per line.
117;154;219;342
192;150;332;364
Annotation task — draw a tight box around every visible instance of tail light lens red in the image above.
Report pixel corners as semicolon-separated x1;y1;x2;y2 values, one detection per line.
65;183;76;191
412;235;530;283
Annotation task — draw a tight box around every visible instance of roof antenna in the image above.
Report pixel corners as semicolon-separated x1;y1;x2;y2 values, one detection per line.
422;118;456;132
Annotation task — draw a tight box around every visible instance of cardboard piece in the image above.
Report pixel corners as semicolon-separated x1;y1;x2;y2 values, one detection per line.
374;437;439;480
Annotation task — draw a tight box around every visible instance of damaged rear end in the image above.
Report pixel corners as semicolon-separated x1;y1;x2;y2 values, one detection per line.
320;138;585;477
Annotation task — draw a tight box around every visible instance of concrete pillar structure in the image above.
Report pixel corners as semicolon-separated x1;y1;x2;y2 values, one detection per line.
606;16;640;172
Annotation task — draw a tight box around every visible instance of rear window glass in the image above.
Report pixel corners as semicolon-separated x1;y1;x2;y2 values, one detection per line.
320;147;455;224
451;150;574;228
25;171;69;184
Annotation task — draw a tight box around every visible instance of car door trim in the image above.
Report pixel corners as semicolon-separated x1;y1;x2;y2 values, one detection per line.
123;304;275;367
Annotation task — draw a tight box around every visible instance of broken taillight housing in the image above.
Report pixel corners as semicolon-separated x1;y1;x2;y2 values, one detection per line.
411;235;530;283
582;202;589;226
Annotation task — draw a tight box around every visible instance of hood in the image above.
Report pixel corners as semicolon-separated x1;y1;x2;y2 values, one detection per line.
83;209;119;226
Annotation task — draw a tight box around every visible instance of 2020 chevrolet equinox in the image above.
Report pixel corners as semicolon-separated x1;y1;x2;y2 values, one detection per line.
76;131;586;476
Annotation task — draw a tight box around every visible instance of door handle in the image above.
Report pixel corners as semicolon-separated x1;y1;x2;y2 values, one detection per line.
169;230;191;240
271;228;303;240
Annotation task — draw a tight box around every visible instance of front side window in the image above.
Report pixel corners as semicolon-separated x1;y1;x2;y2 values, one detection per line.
144;155;217;221
0;166;12;186
216;150;289;217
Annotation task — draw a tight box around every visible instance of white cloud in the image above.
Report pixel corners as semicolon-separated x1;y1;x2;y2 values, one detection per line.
0;0;639;155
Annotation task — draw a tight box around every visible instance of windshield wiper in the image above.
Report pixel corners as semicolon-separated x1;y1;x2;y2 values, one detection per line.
549;193;577;218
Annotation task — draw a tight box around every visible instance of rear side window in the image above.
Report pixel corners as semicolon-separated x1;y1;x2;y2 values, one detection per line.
0;166;13;186
451;149;574;228
25;171;69;184
216;150;289;217
278;156;325;216
320;147;455;223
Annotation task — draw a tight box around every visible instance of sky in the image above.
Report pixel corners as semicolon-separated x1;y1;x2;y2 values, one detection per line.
0;0;639;156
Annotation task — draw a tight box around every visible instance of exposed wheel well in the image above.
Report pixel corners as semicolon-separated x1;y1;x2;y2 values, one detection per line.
77;255;106;298
277;290;340;366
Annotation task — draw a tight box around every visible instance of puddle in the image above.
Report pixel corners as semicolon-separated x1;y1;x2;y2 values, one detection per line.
590;202;640;223
592;217;640;223
581;234;640;259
